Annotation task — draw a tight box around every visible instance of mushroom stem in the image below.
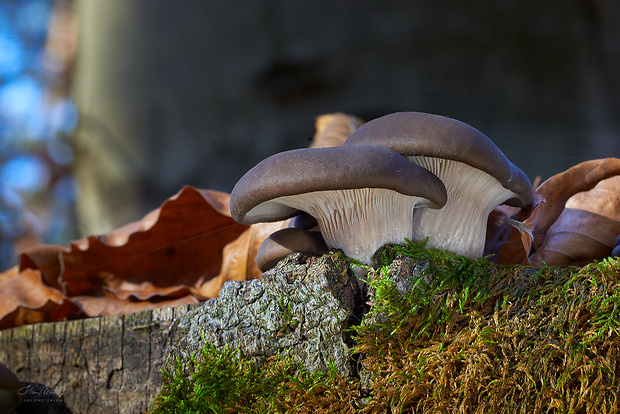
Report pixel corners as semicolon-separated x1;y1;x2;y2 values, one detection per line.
410;156;518;258
274;188;429;265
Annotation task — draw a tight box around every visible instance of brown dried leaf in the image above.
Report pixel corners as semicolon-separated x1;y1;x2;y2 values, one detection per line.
485;194;544;264
59;186;248;297
0;267;65;311
19;244;66;289
1;186;262;327
0;267;82;329
488;158;620;265
0;299;82;330
532;157;620;252
73;294;199;318
105;278;193;301
529;175;620;266
310;113;364;148
196;221;288;298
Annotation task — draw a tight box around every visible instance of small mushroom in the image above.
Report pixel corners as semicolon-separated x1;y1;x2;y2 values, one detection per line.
344;112;533;258
613;234;620;258
256;228;328;272
287;212;319;231
0;363;22;414
230;145;447;265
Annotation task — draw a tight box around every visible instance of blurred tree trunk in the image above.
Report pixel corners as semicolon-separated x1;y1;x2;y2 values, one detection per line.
70;1;620;237
72;1;147;235
574;0;620;157
71;1;282;236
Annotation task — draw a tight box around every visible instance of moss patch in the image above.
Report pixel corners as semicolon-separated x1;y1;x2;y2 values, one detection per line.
150;343;360;413
152;241;620;413
356;240;620;413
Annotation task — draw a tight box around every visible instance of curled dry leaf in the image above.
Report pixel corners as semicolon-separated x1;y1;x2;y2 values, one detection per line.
105;278;193;301
529;175;620;266
59;186;248;298
73;294;198;319
197;220;289;298
19;244;66;289
485;195;544;265
0;267;83;330
310;112;364;148
487;158;620;266
532;157;620;252
0;186;254;329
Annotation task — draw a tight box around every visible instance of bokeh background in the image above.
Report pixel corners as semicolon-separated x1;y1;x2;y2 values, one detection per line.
0;0;76;269
1;0;619;270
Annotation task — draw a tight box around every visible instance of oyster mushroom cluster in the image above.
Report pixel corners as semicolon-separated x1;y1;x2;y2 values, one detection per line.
230;112;534;270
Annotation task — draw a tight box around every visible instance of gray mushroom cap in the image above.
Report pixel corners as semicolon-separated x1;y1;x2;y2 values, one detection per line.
343;111;533;207
256;228;328;272
288;212;319;231
230;145;447;225
343;112;534;258
230;145;448;264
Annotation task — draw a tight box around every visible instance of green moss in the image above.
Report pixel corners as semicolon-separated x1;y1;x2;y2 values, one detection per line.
355;241;620;413
150;343;361;413
151;242;620;413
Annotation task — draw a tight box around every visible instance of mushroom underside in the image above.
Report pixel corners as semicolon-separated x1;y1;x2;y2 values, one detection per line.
266;187;435;265
408;156;518;258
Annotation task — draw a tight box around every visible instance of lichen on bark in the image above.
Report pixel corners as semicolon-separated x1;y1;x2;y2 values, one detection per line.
163;250;362;378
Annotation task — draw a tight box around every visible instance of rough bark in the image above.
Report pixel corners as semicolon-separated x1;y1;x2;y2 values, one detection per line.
0;251;364;413
0;304;198;414
163;251;363;379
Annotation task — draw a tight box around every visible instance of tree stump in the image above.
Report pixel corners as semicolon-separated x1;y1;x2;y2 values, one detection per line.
0;304;198;413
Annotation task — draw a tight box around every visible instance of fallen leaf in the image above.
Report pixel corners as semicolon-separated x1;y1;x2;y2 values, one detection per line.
529;175;620;266
19;244;66;289
59;186;248;297
531;157;620;252
196;221;288;298
73;294;199;318
0;267;83;330
106;278;194;301
485;194;544;264
0;267;65;313
310;113;364;148
0;299;82;330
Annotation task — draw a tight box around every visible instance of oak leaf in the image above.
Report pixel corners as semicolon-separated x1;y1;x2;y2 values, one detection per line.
531;157;620;252
529;175;620;266
0;267;83;330
485;194;544;265
310;113;364;148
72;294;198;319
58;186;248;297
196;221;288;298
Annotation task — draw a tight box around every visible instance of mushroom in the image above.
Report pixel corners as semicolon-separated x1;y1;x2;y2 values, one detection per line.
230;145;447;265
0;363;22;414
256;227;329;272
287;211;319;231
343;112;533;258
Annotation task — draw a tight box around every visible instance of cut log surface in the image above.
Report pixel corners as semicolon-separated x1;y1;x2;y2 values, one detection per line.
0;304;198;413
